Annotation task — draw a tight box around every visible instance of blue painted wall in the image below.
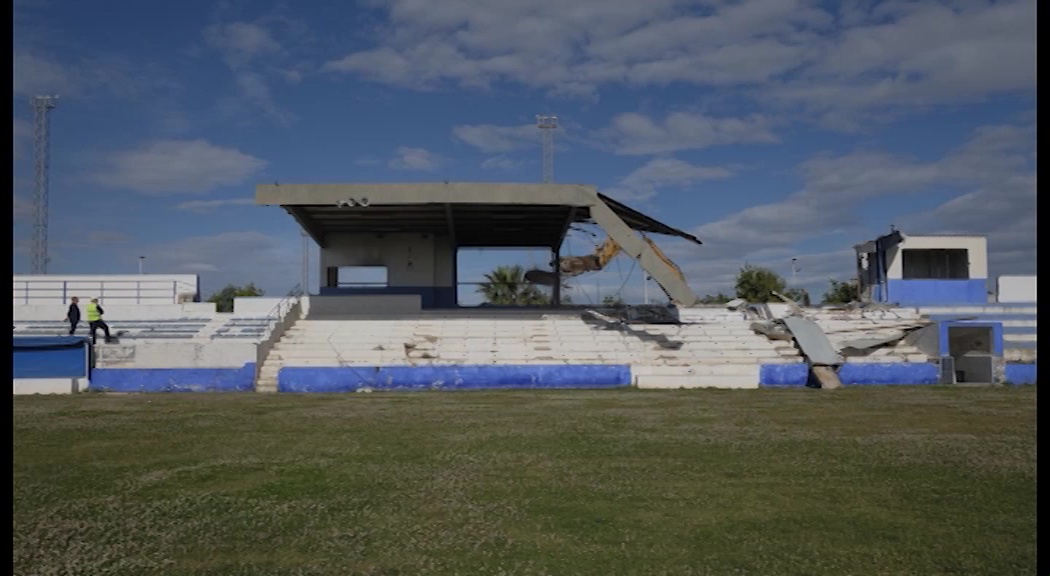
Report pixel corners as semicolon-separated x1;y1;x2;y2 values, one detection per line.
760;363;940;387
759;364;809;387
317;286;457;308
937;321;1005;357
1004;363;1037;385
89;363;256;393
885;279;987;305
13;336;90;379
836;363;940;385
279;364;631;393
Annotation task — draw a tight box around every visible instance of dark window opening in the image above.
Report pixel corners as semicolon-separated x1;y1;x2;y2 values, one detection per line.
901;249;969;280
326;266;388;288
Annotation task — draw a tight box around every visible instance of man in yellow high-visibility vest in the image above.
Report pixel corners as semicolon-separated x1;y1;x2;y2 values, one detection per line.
86;298;114;344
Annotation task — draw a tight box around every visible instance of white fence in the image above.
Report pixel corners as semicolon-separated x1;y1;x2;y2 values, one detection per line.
13;275;199;306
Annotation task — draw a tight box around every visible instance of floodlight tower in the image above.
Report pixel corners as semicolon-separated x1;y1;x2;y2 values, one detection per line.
536;114;558;183
31;95;58;274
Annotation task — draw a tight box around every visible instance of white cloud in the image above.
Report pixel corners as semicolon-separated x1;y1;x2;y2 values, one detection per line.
13;52;74;97
321;0;1033;121
599;111;779;155
91;139;268;195
388;146;445;171
768;0;1035;125
203;22;282;68
175;198;256;213
202;20;298;126
148;231;301;296
480;155;523;171
604;158;733;203
452;123;537;153
232;71;295;126
13;51;176;100
670;122;1035;297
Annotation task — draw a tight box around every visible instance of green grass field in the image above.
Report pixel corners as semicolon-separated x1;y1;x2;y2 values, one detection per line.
13;387;1036;576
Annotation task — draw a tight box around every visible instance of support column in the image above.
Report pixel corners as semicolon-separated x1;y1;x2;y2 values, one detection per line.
587;201;699;306
551;245;561;308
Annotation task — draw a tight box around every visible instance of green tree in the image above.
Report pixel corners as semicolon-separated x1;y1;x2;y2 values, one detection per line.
822;279;859;304
207;283;265;313
602;294;625;306
734;265;787;303
478;265;550;306
699;292;732;304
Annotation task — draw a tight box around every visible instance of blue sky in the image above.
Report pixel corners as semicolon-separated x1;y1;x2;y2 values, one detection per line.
13;0;1036;305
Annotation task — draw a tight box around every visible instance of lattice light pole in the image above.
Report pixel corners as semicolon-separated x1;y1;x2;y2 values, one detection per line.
31;95;58;274
536;115;557;183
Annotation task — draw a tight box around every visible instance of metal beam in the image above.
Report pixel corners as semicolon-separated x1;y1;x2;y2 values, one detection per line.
550;207;575;308
587;200;700;306
286;206;327;248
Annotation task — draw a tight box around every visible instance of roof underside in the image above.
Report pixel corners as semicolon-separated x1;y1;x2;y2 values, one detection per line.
258;183;702;248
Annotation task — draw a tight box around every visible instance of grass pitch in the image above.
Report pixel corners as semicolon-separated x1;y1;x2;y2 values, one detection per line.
13;387;1036;575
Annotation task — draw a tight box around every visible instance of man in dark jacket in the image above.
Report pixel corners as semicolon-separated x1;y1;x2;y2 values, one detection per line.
66;297;81;335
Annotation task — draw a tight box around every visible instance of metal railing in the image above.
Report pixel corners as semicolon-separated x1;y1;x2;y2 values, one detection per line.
13;279;196;306
254;284;306;387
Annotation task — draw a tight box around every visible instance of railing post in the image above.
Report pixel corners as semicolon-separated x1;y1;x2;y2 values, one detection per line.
24;281;29;304
136;281;141;304
62;281;67;304
173;281;177;303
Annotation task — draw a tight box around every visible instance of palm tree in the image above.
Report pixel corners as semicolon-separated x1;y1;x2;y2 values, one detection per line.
478;265;550;306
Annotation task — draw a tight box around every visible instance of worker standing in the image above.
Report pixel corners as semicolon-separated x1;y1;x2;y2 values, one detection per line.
66;296;81;335
86;298;114;344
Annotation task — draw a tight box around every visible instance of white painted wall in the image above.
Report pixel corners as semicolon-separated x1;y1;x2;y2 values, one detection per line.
13;274;199;306
13;303;217;321
319;233;454;288
13;378;88;395
997;275;1037;303
885;236;988;279
96;341;257;368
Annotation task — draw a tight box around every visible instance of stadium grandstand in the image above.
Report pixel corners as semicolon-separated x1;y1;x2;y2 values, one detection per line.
12;182;1037;394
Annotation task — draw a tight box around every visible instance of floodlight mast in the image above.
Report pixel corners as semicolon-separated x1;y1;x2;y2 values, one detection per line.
536;115;558;184
31;95;58;274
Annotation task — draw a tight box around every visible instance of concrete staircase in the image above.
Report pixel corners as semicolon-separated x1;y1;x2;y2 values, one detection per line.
256;308;806;391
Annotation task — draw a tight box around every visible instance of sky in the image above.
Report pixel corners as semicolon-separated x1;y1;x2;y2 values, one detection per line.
12;0;1037;306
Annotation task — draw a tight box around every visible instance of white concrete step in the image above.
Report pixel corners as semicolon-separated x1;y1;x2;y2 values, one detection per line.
635;374;759;389
1004;334;1037;342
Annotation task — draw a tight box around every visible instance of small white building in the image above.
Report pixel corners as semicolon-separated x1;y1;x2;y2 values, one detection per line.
854;232;988;306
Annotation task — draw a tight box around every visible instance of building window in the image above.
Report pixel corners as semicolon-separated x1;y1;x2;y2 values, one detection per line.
901;249;969;280
327;266;388;288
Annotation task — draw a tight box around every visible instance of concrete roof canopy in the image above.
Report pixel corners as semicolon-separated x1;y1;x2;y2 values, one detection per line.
255;182;702;249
